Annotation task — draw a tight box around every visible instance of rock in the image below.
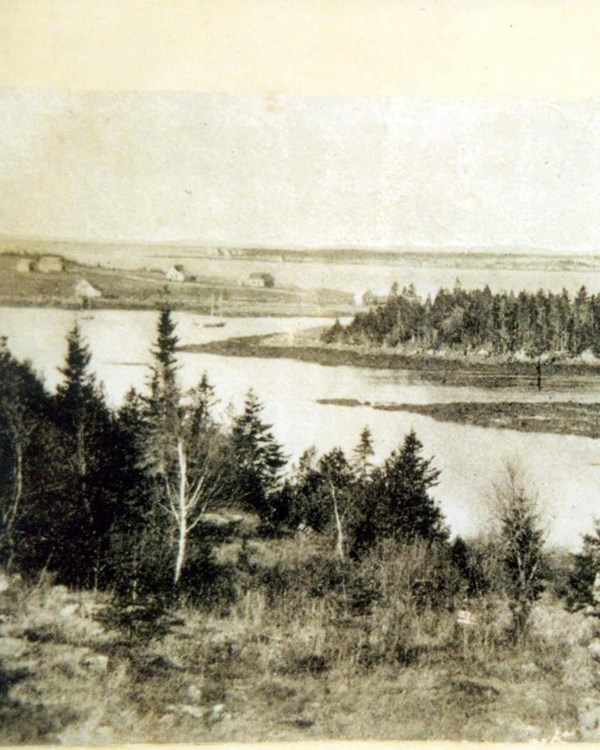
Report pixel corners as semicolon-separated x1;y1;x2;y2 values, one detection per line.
181;705;205;719
206;704;226;723
165;704;206;720
187;684;202;702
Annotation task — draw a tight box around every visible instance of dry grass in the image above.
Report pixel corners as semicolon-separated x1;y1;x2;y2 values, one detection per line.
1;539;599;742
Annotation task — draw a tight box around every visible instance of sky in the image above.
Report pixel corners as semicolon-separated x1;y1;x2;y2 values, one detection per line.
2;1;600;251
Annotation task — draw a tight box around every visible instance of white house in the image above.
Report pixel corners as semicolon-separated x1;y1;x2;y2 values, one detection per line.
247;272;275;288
73;278;102;300
166;265;186;283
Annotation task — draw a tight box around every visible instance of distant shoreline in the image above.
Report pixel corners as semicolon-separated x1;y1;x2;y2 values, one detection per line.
179;331;600;387
0;299;345;318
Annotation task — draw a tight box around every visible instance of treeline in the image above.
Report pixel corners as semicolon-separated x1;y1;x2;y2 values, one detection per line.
0;310;448;604
324;282;600;357
4;309;600;642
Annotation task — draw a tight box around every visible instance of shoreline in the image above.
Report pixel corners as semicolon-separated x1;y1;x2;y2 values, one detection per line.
179;332;600;386
317;398;600;440
0;299;350;319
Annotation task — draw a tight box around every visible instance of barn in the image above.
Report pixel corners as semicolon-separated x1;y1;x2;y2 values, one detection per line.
37;255;65;273
15;258;34;273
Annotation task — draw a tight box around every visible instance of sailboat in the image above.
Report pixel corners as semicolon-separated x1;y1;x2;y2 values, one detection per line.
203;292;227;328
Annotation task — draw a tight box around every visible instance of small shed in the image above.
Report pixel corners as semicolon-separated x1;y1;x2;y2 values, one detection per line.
15;258;34;273
37;255;65;273
74;278;102;300
248;272;275;288
166;265;186;283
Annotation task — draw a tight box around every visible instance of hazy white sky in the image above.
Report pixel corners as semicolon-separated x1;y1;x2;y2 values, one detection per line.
3;1;600;251
2;90;600;251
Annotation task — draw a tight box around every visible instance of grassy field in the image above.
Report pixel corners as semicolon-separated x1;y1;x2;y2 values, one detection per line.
0;253;354;317
1;531;600;744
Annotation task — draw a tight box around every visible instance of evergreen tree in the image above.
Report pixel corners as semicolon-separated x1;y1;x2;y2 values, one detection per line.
230;389;287;530
51;324;122;587
565;520;600;611
141;310;227;589
288;445;360;558
492;462;545;639
353;426;374;480
108;387;156;600
0;339;56;571
354;429;446;555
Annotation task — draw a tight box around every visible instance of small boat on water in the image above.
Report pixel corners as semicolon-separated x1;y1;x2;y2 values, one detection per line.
203;292;227;328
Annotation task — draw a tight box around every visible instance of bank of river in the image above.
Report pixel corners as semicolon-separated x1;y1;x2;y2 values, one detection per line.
180;331;600;390
3;306;600;548
318;399;600;440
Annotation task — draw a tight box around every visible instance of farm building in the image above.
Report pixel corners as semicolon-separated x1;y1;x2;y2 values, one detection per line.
37;255;65;273
247;272;275;288
15;258;34;273
166;265;187;283
73;278;102;300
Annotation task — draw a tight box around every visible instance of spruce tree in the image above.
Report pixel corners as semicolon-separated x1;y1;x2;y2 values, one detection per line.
353;426;374;480
353;429;446;555
141;310;227;589
230;389;287;530
0;339;55;571
492;462;545;639
52;324;122;587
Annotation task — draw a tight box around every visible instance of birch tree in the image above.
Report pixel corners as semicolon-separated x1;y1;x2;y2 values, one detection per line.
142;311;226;587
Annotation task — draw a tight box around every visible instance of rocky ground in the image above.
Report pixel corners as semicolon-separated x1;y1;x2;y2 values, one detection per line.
2;569;600;743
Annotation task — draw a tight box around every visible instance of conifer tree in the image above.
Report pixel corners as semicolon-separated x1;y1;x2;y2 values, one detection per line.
141;310;226;587
353;426;374;480
230;389;287;530
0;339;55;570
492;462;545;639
51;324;121;586
353;429;446;555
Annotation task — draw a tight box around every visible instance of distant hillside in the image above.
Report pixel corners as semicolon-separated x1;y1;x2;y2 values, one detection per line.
2;236;600;272
0;251;353;316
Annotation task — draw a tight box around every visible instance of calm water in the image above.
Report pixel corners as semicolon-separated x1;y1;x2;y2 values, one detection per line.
2;305;600;549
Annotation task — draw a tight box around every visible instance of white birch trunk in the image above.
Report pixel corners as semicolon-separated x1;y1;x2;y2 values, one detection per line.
174;438;188;585
329;480;345;561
